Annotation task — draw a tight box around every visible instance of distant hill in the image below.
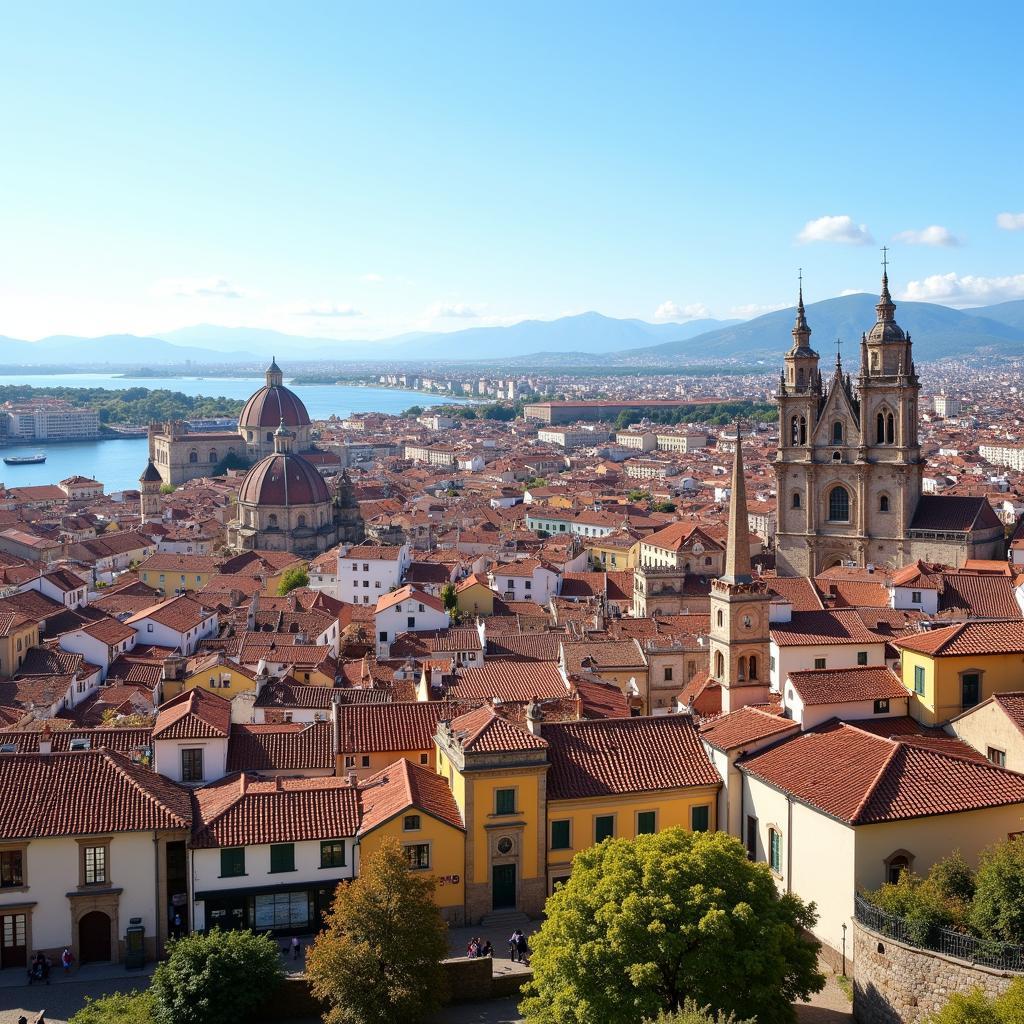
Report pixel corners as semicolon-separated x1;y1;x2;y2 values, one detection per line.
971;299;1024;332
0;333;247;366
626;294;1024;362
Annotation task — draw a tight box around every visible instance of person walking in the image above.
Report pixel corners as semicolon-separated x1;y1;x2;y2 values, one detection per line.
291;935;301;962
60;946;73;974
516;930;529;965
508;928;521;962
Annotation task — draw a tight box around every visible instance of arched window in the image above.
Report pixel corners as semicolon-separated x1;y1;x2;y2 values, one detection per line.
832;450;841;462
879;494;890;512
715;651;724;678
886;413;895;444
884;851;914;884
209;450;218;463
749;655;758;680
832;421;843;444
800;417;807;445
268;513;278;528
188;450;198;464
797;367;805;386
716;609;723;627
738;656;747;681
297;514;307;528
791;416;799;445
871;351;879;370
876;412;886;444
828;486;850;522
792;492;801;509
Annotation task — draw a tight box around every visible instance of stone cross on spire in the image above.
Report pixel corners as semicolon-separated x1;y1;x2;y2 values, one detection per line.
722;425;753;584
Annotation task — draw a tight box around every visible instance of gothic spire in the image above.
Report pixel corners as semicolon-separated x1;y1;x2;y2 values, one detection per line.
876;248;896;323
791;270;813;352
722;427;753;585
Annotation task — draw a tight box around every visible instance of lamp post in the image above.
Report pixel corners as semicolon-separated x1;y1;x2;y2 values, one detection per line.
842;922;848;977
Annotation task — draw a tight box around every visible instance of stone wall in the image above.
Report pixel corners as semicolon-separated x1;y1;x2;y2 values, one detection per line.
853;920;1022;1024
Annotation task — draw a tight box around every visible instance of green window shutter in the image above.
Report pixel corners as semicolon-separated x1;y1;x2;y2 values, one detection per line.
551;820;571;849
690;806;710;832
636;811;656;835
270;844;295;873
914;665;925;695
220;848;245;877
595;815;614;842
495;788;516;815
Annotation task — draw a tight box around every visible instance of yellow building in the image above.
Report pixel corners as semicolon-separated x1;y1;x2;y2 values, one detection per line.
586;531;640;570
434;702;722;922
137;553;221;595
162;654;262;701
357;758;466;923
0;612;39;676
894;620;1024;726
455;574;495;618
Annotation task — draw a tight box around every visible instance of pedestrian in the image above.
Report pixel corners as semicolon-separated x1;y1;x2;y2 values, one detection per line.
508;929;521;962
291;935;301;961
481;939;493;957
173;912;183;939
61;946;73;974
516;930;529;965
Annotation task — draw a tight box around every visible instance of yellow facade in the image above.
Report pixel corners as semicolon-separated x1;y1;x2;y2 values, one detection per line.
139;565;217;593
163;661;259;701
546;787;719;888
359;813;465;917
901;648;1024;726
586;538;639;570
0;620;39;677
456;581;494;618
338;748;434;782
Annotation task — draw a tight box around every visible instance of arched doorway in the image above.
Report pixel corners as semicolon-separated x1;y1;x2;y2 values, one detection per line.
79;910;112;963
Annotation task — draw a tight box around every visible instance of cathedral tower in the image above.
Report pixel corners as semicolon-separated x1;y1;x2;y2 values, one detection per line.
708;431;772;713
139;459;163;526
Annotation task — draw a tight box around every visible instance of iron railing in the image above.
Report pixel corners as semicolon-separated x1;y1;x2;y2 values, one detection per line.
854;894;1024;972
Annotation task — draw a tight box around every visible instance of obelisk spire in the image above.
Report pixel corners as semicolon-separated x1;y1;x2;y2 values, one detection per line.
723;426;753;584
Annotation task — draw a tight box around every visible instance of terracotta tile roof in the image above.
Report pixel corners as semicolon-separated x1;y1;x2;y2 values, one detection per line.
80;617;137;646
447;661;567;703
544;715;721;799
910;495;1001;533
153;688;231;740
739;721;1024;824
375;585;445;615
562;639;646;673
486;633;563;661
894;619;1024;657
192;773;359;848
992;692;1024;734
254;678;340;708
341;544;406;561
787;666;907;706
0;727;152;755
763;576;825;612
939;574;1020;619
769;610;884;647
677;671;721;717
358;757;463;833
448;703;548;752
0;749;191;836
126;595;215;633
700;705;800;751
0;611;33;637
816;578;890;609
336;700;478;754
18;646;86;676
571;677;631;719
227;722;334;772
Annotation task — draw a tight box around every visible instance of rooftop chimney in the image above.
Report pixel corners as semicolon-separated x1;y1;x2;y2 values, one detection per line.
38;724;52;756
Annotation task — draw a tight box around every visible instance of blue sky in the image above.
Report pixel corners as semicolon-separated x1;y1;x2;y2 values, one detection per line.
1;1;1022;340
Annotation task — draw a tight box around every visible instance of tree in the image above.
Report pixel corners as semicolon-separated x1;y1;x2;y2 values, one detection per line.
519;828;823;1024
150;928;282;1024
70;991;154;1024
402;405;424;417
159;483;176;494
650;1003;754;1024
306;837;449;1024
925;978;1024;1024
654;500;677;513
970;836;1024;943
277;564;310;595
441;582;458;615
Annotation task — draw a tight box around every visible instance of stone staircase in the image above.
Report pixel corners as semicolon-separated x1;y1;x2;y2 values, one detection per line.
478;909;532;932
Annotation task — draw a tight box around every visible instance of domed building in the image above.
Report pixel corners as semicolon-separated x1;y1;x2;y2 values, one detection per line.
226;421;365;557
238;358;312;459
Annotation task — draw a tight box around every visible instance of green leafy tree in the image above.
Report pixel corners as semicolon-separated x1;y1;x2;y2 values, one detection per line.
70;991;154;1024
654;500;677;513
925;978;1024;1024
402;405;424;417
970;836;1024;943
627;489;651;503
441;582;458;614
150;928;282;1024
650;1003;754;1024
306;837;449;1024
159;483;176;495
520;828;824;1024
277;564;310;595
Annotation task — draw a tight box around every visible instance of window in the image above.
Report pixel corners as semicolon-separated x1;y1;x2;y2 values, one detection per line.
814;657;826;670
268;513;278;528
748;655;758;679
270;844;295;873
209;450;217;463
361;755;370;768
419;753;429;765
84;845;107;885
220;848;246;877
745;815;757;860
495;788;516;815
873;699;890;714
832;421;844;444
691;805;710;832
405;844;430;869
716;609;723;627
879;495;890;512
886;414;895;445
343;755;355;769
378;631;387;642
885;852;912;884
551;820;571;849
715;651;724;677
297;514;306;528
403;815;421;831
961;672;981;709
768;828;782;874
857;651;868;666
911;591;922;604
988;747;1007;767
594;815;614;842
0;849;24;888
876;412;885;444
913;665;925;695
189;451;198;463
181;748;204;782
636;811;656;835
320;841;346;868
663;666;673;682
792;492;801;509
828;485;850;522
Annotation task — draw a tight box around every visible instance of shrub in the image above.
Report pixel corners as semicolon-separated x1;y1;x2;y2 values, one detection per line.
276;564;310;595
70;991;154;1024
649;1003;754;1024
864;873;955;945
925;978;1024;1023
970;837;1024;944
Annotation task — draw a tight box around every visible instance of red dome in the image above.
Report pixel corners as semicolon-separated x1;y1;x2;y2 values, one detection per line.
239;384;311;429
237;452;331;507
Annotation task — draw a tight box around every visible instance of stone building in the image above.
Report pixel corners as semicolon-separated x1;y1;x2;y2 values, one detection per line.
139;459;162;526
774;269;1003;576
148;358;313;485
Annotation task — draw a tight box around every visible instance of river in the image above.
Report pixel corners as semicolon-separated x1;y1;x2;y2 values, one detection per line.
0;374;467;492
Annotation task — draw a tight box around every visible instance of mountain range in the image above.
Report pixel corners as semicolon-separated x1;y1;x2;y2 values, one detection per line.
1;297;1023;368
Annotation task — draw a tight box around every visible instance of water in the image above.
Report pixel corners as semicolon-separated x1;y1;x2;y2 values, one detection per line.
0;374;467;492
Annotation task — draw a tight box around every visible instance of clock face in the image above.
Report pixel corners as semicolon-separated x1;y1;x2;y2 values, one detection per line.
692;541;704;555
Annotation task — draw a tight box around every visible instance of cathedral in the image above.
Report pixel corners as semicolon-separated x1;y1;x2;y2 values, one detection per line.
774;268;1003;576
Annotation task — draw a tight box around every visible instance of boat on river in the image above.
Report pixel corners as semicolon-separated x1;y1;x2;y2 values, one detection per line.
3;453;47;465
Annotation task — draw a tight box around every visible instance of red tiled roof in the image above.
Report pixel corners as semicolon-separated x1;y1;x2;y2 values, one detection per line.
700;705;800;751
787;666;907;706
740;721;1024;824
0;749;190;836
375;585;446;615
336;700;478;753
227;722;334;772
449;704;547;752
358;757;464;833
910;495;1001;533
544;715;721;799
770;610;884;647
153;688;231;740
447;661;567;703
894;620;1024;657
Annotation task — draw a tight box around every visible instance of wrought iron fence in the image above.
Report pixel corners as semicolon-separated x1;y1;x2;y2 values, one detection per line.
854;894;1024;971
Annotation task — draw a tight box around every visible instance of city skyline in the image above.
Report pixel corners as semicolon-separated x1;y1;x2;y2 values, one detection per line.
1;2;1022;341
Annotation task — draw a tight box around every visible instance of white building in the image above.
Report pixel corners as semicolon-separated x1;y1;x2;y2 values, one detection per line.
125;596;218;656
374;585;450;657
338;543;411;605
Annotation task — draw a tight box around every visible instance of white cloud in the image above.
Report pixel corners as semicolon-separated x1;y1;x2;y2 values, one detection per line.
797;215;873;245
901;272;1024;306
152;276;250;300
893;225;960;247
997;212;1024;231
360;272;384;282
653;300;710;322
293;303;362;318
728;302;787;318
426;301;479;319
